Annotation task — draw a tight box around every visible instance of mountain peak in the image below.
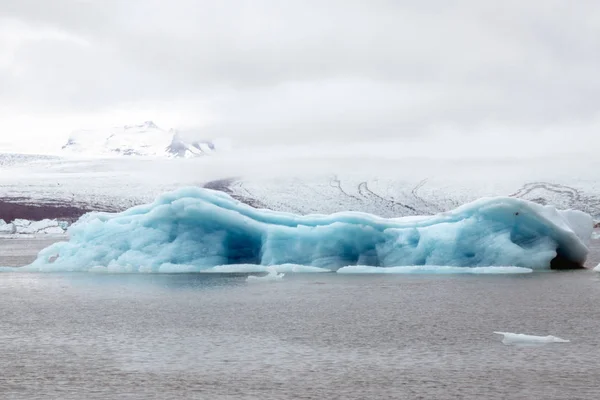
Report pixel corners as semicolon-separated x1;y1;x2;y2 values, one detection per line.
141;121;158;129
62;122;217;158
123;121;160;131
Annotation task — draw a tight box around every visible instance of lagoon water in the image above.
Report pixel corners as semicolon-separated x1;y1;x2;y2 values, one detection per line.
2;269;600;399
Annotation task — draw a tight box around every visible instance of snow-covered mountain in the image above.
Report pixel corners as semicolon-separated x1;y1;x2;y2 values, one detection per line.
3;151;600;220
166;132;216;158
62;121;216;158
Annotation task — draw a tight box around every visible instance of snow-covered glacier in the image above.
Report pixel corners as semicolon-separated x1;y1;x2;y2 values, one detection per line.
24;187;592;273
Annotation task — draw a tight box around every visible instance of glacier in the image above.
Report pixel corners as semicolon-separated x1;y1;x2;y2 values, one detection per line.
23;187;592;273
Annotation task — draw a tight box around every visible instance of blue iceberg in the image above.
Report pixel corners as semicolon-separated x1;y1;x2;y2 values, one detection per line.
25;187;592;273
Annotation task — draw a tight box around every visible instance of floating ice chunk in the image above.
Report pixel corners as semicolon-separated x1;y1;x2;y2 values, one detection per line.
21;219;59;234
206;264;331;274
0;218;66;235
158;263;202;273
246;267;285;282
25;187;592;272
12;219;31;228
494;331;570;345
337;265;533;274
592;231;600;240
594;264;600;272
0;222;15;234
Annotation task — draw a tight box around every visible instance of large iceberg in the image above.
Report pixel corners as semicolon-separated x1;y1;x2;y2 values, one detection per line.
25;187;592;272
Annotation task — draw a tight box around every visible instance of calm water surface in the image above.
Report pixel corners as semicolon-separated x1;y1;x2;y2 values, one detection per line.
1;270;600;400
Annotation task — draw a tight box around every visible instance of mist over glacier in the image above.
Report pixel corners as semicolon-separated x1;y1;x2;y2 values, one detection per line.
23;187;592;273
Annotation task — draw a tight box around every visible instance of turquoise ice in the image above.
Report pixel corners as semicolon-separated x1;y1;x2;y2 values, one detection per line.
25;187;592;272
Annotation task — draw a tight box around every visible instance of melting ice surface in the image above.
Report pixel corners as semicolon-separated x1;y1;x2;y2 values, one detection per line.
246;266;285;282
24;187;592;273
494;332;570;345
337;265;533;274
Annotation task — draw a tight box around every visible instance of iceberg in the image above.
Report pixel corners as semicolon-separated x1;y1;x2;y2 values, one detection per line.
24;187;592;273
494;332;570;345
0;219;16;234
0;218;68;236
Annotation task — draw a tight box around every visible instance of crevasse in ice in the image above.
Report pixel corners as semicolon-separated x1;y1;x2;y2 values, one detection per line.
25;187;592;272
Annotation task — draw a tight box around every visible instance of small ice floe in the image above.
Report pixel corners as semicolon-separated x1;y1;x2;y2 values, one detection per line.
494;331;570;345
593;263;600;272
246;267;285;283
207;264;329;273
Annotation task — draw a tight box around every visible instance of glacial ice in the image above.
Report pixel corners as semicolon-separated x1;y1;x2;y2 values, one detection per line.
207;264;330;274
0;218;68;236
24;187;592;273
0;219;15;234
246;267;285;282
28;263;331;274
336;265;533;274
494;332;570;345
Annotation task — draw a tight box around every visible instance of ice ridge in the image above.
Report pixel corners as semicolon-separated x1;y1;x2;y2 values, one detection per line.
25;187;592;272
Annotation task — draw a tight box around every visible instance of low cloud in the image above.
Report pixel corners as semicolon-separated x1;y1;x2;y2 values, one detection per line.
1;0;599;155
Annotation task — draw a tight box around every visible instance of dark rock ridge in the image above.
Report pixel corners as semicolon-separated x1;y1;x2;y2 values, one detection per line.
0;198;109;223
166;131;216;158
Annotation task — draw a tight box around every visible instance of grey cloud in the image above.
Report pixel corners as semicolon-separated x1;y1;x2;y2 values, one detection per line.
1;0;600;148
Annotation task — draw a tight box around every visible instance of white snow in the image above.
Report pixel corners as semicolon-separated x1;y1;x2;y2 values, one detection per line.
3;151;600;223
246;267;285;282
594;264;600;272
494;332;570;345
62;121;216;158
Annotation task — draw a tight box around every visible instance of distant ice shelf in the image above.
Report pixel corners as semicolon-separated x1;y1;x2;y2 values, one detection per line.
0;218;68;236
22;187;592;273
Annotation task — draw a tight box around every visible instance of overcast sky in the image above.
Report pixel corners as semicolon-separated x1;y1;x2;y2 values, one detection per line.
1;0;600;156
